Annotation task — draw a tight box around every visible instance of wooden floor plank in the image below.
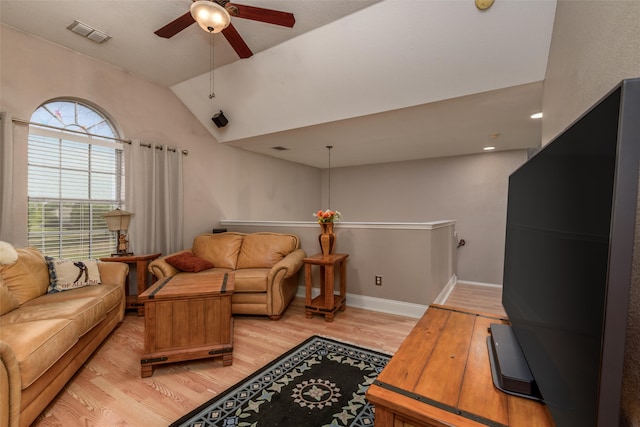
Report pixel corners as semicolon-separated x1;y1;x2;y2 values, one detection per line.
33;284;502;426
445;283;506;317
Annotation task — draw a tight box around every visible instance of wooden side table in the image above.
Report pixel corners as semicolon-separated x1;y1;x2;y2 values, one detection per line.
366;305;554;426
303;253;348;322
100;253;161;315
138;272;234;378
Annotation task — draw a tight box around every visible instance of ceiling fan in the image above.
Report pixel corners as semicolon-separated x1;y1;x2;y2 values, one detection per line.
154;0;295;59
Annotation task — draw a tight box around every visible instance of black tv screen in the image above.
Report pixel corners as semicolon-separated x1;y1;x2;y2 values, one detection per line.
502;78;640;426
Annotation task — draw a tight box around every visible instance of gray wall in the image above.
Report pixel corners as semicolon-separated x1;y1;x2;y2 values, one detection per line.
542;1;640;424
221;221;456;308
0;25;320;249
542;1;640;146
322;150;527;285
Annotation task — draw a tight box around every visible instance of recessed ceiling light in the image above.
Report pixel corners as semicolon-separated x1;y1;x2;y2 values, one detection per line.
530;112;543;119
483;146;496;151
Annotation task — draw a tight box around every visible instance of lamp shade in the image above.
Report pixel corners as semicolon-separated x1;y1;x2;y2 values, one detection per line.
103;208;133;232
190;0;231;33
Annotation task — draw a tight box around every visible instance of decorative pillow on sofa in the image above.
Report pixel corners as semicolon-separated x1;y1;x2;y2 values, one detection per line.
0;241;19;266
46;257;102;293
165;252;214;273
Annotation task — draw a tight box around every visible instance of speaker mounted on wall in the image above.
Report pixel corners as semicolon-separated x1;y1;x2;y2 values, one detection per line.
212;110;229;128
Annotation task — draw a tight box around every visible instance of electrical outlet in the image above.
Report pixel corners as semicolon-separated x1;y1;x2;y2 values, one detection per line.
375;275;382;286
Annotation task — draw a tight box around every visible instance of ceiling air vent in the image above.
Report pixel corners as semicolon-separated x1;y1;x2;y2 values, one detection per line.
67;20;111;43
271;146;289;151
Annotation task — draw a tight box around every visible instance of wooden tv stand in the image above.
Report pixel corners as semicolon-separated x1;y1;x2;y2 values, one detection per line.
366;305;554;426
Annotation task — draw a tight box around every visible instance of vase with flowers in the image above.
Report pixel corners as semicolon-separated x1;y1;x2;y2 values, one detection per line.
313;209;342;256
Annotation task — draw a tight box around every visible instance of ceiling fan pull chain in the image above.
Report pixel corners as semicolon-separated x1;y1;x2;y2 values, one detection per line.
209;30;215;99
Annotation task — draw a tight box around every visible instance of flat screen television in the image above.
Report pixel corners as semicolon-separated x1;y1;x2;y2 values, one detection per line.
494;78;640;426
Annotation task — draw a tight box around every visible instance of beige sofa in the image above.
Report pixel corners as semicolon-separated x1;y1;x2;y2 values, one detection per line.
0;247;128;427
148;232;306;320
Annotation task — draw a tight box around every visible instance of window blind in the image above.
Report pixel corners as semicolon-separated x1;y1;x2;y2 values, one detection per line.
27;132;124;259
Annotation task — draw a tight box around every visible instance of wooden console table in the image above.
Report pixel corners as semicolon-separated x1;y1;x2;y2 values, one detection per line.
100;253;161;315
303;253;348;322
366;305;554;427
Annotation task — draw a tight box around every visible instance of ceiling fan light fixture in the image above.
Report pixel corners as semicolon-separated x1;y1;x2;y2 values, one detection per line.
190;0;231;33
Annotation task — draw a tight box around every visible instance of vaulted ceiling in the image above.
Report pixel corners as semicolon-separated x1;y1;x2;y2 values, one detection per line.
0;0;557;168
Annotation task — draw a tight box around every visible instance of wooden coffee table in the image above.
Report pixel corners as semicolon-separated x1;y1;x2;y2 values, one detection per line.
138;272;234;378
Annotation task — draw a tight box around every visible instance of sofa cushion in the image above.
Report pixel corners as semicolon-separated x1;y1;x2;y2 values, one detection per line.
192;233;244;270
46;257;101;293
17;248;50;295
25;282;124;315
4;297;106;337
0;283;19;314
233;268;269;292
165;252;215;272
236;233;299;269
0;248;49;305
0;319;78;389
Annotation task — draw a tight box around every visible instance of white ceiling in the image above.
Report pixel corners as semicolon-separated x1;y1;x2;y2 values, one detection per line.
0;0;557;168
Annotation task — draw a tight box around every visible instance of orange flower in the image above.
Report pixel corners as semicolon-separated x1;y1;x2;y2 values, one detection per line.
313;209;343;223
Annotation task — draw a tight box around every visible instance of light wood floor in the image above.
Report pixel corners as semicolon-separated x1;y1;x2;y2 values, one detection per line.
33;284;503;426
444;282;506;317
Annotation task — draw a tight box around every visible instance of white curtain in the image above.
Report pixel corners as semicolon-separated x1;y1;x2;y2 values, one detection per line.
125;141;184;256
0;112;14;243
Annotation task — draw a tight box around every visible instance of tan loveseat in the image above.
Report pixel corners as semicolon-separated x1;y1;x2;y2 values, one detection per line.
0;247;128;427
148;232;306;320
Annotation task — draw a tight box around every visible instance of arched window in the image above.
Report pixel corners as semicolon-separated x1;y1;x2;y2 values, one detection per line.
28;100;124;258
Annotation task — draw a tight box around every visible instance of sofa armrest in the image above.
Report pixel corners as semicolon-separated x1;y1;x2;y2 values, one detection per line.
0;340;21;427
97;261;129;285
267;249;307;286
148;251;188;280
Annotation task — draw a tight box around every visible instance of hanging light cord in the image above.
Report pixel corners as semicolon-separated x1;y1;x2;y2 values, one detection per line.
209;30;215;99
327;145;333;209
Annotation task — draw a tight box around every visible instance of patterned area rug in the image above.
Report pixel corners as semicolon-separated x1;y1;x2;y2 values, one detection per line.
170;335;391;427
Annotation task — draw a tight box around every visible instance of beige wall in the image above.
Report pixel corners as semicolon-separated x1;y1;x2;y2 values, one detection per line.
0;25;320;248
323;150;527;285
0;24;528;286
542;2;640;424
221;221;456;308
542;0;640;145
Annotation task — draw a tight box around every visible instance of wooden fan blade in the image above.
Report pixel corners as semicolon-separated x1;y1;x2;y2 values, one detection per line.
222;23;253;58
154;12;195;38
227;3;295;28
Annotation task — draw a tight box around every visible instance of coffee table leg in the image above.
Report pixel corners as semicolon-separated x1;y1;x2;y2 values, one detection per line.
222;353;233;366
141;364;153;378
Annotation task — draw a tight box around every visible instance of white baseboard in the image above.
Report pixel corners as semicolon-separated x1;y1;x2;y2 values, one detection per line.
456;280;502;288
433;274;458;305
296;276;457;319
296;286;427;318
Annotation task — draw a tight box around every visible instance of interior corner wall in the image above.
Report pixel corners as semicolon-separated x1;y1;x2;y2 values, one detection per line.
542;2;640;424
322;150;527;285
622;175;640;427
0;24;319;249
541;0;640;146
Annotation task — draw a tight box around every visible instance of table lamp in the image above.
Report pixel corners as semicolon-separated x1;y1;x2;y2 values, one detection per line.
103;208;134;256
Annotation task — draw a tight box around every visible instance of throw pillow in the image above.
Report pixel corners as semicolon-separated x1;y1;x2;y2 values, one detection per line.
165;252;214;273
0;241;18;266
46;257;102;293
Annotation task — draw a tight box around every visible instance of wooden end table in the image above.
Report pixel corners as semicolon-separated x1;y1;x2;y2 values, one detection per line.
303;253;348;322
100;253;161;315
366;305;554;426
138;272;234;378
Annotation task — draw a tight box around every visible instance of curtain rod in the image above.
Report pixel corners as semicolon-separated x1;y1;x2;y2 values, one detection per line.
11;117;188;155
